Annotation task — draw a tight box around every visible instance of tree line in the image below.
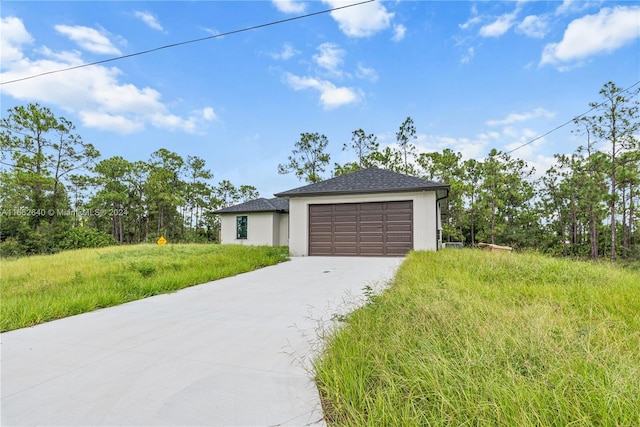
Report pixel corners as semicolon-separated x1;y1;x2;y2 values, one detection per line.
278;82;639;261
1;81;638;260
0;104;258;256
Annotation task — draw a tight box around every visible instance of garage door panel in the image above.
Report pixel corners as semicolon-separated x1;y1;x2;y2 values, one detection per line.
335;215;357;223
310;215;332;224
309;201;413;256
386;234;413;243
334;234;357;243
360;214;384;222
335;225;357;233
360;203;384;211
358;246;385;256
311;247;333;256
334;246;358;255
385;247;410;256
335;204;358;212
360;235;384;243
386;224;412;232
393;200;413;211
310;224;332;232
387;213;412;222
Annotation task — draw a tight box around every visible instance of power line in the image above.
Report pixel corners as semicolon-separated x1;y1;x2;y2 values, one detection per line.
0;0;375;86
505;80;640;155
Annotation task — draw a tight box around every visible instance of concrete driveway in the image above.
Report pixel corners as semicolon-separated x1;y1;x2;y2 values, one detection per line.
1;256;402;427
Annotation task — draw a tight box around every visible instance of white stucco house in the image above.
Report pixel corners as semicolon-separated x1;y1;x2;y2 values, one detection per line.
215;168;449;257
214;197;289;247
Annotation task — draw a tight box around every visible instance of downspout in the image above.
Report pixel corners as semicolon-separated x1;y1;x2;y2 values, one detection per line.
435;188;449;251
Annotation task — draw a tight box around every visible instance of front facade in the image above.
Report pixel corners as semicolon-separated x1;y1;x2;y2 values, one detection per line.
215;168;448;256
274;168;448;257
214;198;289;247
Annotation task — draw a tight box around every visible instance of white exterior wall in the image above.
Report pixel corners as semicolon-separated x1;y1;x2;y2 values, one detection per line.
288;191;439;257
278;213;289;246
219;212;279;246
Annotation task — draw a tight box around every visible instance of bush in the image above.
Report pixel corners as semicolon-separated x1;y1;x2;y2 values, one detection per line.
0;237;27;258
57;227;117;250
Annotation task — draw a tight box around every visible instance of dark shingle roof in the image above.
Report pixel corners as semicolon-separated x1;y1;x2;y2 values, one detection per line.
274;168;448;198
213;197;289;214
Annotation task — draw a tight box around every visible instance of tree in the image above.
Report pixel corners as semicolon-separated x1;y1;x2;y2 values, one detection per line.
89;156;132;244
1;103;99;253
395;116;418;174
146;149;185;239
578;82;640;260
278;132;330;183
462;158;483;246
184;155;213;241
475;149;536;246
334;129;380;176
417;149;464;242
48;117;100;224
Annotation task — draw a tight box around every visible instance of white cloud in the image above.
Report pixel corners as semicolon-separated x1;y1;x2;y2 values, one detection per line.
460;47;475;64
54;24;122;55
479;11;518;37
322;0;394;38
285;73;360;109
486;108;555;127
0;17;214;135
541;6;640;67
503;130;557;177
392;24;406;42
272;0;306;14
356;62;378;82
460;15;482;30
201;107;217;121
410;134;489;161
313;42;346;76
555;0;593;16
517;15;548;38
79;111;143;134
270;42;299;60
0;17;34;65
133;11;164;31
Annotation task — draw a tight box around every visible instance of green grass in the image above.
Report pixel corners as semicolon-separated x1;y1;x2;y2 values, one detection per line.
0;244;289;332
315;249;640;426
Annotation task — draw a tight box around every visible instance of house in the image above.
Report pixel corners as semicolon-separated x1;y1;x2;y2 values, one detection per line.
216;168;449;257
214;197;289;247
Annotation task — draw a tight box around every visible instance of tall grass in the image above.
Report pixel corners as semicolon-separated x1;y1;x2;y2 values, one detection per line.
315;249;640;426
0;244;288;332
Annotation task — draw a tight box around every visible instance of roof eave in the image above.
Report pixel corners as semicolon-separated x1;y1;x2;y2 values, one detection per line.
214;209;289;214
274;185;450;198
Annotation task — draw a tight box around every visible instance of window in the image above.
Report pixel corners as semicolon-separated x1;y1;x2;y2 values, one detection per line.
236;215;248;239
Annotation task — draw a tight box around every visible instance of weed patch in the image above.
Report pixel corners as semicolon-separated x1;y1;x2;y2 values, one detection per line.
0;244;288;331
314;249;640;426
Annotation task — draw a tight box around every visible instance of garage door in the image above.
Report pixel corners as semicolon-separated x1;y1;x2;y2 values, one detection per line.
309;201;413;256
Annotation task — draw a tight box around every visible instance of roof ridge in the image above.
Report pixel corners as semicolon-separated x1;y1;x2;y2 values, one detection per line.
274;167;448;198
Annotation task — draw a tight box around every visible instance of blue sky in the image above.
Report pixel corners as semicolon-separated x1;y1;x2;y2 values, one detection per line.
1;0;639;196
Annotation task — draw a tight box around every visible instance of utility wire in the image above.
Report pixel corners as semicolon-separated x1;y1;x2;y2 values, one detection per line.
0;0;374;86
505;79;640;155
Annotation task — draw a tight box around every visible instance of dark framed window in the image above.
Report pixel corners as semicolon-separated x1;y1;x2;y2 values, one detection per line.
236;215;248;239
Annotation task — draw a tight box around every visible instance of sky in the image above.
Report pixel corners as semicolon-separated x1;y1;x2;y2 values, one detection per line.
1;0;639;197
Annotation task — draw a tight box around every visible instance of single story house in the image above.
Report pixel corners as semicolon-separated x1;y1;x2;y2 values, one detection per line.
214;197;289;247
215;167;448;256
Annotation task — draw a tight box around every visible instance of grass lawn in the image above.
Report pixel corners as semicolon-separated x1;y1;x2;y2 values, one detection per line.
0;244;288;332
315;249;640;426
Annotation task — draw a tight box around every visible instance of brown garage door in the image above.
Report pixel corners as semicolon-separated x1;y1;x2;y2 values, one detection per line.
309;201;413;256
